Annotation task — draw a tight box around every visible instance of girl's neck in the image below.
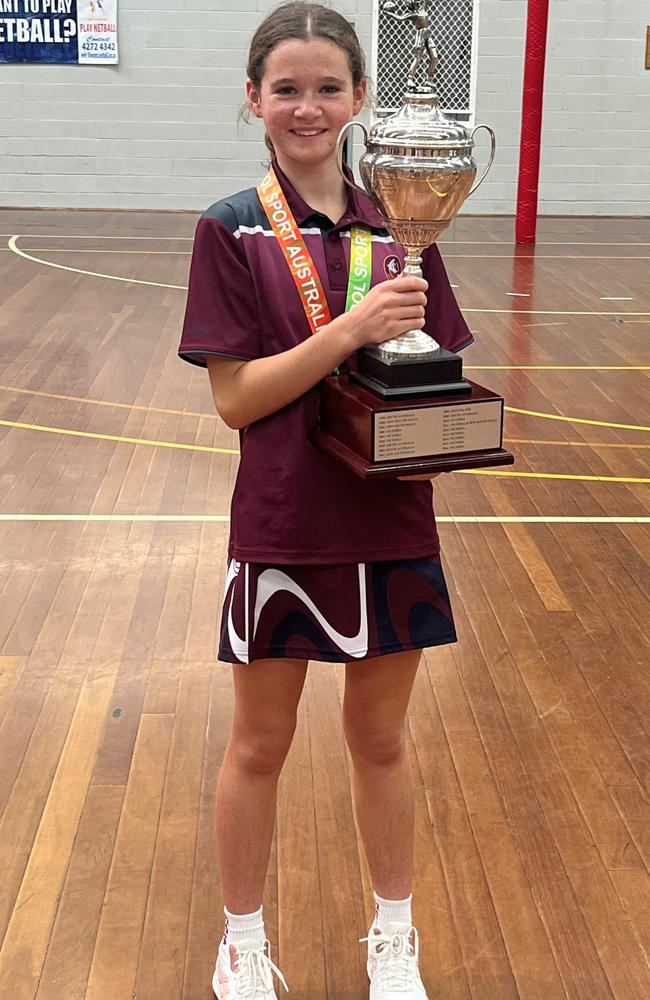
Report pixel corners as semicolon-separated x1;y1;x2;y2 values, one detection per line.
276;154;349;223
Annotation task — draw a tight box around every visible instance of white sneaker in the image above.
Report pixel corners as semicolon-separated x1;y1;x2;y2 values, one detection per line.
212;936;289;999
360;921;429;998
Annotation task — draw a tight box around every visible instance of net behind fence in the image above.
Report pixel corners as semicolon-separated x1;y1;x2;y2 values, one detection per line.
376;0;475;116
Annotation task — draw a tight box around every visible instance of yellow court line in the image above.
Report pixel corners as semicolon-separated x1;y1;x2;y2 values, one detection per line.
3;386;650;450
0;384;217;419
1;368;647;419
504;438;650;449
522;322;568;328
457;469;650;483
0;418;238;455
0;514;648;524
0;405;646;450
4;386;644;450
505;405;650;432
7;236;186;290
1;417;648;484
0;371;647;418
0;514;230;522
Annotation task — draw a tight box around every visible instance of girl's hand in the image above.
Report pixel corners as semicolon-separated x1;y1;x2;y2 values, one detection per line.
344;276;429;350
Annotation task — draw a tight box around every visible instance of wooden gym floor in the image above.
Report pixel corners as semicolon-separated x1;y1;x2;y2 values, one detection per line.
0;209;648;1000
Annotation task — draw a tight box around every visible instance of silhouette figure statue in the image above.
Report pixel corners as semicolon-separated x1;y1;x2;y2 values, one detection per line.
382;0;438;90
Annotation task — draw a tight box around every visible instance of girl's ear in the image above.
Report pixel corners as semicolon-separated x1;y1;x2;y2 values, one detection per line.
246;80;264;119
352;77;368;116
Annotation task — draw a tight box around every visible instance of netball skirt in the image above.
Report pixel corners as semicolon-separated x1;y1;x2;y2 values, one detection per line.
218;555;457;664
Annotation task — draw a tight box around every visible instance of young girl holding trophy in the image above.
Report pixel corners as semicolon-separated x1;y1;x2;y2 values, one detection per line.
179;3;473;997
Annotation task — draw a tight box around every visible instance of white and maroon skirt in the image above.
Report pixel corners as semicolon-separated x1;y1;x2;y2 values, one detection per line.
218;555;457;664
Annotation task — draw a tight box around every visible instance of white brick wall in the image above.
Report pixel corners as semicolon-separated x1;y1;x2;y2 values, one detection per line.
0;0;648;214
0;0;371;209
470;0;650;214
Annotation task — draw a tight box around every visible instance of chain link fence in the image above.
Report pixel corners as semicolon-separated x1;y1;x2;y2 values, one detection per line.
376;0;475;118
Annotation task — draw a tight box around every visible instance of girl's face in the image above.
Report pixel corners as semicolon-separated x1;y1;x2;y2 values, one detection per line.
247;37;366;172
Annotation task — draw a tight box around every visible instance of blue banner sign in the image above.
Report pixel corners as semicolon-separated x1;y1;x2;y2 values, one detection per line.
0;0;118;63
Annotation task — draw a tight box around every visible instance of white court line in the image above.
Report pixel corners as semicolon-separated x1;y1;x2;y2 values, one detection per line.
2;234;650;247
0;233;194;240
463;307;650;316
441;241;650;247
8;236;650;314
8;236;186;290
600;297;634;301
0;515;648;524
506;292;530;297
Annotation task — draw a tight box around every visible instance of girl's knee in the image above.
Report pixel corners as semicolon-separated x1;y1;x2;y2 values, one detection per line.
229;721;297;775
343;722;405;767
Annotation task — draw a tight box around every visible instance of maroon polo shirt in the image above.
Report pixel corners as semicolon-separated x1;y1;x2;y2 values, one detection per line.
178;159;473;565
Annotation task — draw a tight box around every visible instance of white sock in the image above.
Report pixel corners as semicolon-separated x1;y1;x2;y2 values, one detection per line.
223;904;266;947
373;890;413;929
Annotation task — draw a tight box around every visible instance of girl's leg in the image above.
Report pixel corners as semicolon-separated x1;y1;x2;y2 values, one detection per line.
341;649;423;899
216;658;309;913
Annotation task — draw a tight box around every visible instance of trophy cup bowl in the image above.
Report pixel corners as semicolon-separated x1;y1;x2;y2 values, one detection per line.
357;98;493;253
338;93;496;371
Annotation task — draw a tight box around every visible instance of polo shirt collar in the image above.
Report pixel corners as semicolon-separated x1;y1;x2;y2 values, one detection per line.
271;157;386;231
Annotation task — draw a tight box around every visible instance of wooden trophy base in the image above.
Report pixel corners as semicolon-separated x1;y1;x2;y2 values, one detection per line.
313;375;514;480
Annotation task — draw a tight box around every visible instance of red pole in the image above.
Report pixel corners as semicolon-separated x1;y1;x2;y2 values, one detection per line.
515;0;550;244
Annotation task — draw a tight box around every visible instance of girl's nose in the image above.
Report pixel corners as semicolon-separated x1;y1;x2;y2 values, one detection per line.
295;94;322;119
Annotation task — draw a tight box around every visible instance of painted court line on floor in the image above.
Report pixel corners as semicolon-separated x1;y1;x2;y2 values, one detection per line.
1;417;649;481
0;515;648;525
8;237;650;314
8;236;186;290
5;235;650;246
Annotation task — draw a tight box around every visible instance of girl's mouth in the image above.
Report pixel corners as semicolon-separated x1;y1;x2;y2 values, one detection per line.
291;128;327;137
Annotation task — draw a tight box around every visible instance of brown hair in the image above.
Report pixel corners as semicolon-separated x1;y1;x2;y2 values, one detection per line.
241;2;367;155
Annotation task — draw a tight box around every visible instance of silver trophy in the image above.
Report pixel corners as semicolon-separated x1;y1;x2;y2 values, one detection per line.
313;0;512;478
336;0;495;393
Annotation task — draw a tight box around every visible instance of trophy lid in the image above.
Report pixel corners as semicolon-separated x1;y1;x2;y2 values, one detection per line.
368;90;474;151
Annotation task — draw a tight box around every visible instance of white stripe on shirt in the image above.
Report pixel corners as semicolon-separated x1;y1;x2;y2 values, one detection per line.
233;224;394;244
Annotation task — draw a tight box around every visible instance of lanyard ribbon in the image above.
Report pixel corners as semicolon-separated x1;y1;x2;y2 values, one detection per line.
257;167;372;336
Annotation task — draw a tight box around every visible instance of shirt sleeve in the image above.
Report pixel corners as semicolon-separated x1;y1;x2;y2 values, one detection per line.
421;244;474;353
178;204;263;368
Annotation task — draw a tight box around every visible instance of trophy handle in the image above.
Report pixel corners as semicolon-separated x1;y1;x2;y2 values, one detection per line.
468;124;496;196
336;120;370;197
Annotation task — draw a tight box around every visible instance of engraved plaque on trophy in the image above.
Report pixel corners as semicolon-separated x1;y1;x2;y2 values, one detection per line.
312;0;514;479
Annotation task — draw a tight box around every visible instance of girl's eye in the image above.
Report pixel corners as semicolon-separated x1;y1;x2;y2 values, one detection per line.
274;86;342;96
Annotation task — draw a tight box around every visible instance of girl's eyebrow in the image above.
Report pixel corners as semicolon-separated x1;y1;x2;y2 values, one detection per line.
270;75;347;87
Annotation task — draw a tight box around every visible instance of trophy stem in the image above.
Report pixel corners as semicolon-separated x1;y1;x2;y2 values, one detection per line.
379;248;441;356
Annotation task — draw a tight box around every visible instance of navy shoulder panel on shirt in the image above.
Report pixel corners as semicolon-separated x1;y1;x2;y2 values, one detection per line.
201;188;265;233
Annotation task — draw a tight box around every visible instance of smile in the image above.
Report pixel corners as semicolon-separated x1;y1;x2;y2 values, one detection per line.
291;129;327;136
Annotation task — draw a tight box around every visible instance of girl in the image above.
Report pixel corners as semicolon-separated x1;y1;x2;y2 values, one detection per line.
179;4;473;997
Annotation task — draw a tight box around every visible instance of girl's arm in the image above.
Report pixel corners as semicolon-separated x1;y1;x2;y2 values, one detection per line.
207;276;427;429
